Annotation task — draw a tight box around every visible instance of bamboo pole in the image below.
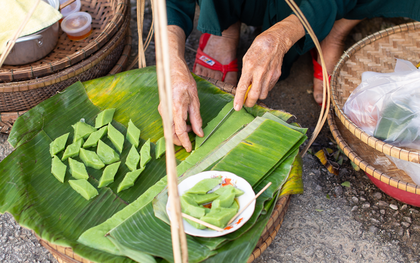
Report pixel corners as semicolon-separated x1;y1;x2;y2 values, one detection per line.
137;0;146;68
283;0;331;157
0;0;42;68
151;0;188;262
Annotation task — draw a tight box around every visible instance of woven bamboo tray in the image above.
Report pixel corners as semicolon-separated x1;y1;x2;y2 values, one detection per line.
31;79;293;263
328;111;420;207
0;29;132;134
0;15;129;114
35;195;291;263
330;22;420;164
0;0;128;82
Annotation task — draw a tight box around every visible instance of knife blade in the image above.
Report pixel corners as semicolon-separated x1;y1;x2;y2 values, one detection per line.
199;84;252;147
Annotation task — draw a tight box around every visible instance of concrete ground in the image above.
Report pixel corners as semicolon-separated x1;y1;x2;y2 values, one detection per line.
0;1;419;262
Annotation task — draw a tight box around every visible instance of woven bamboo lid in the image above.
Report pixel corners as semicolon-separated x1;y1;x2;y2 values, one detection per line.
0;0;127;82
330;22;420;164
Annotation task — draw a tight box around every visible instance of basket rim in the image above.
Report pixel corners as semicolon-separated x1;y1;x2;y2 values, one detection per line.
330;21;420;164
0;17;129;93
328;111;420;195
0;0;128;82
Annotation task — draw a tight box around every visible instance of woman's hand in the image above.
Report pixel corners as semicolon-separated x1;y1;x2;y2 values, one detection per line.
158;26;203;152
234;15;305;110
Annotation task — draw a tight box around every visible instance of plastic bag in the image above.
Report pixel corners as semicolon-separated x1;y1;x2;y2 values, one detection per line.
343;59;420;184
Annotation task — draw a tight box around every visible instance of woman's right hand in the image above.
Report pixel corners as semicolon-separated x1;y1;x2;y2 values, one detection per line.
158;26;204;152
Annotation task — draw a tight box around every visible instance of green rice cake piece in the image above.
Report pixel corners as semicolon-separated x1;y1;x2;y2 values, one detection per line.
126;145;140;171
117;167;145;193
69;179;98;200
185;218;206;230
230;199;239;210
95;108;116;128
211;199;222;209
62;138;84;161
140;138;152;168
126;119;141;147
185;193;219;205
49;133;70;156
107;123;124;153
72;121;96;142
155;137;166;159
80;148;105;170
200;207;237;228
68;158;89;180
180;195;206;218
213;187;235;208
213;185;244;197
98;161;120;188
186;176;222;195
83;126;108;148
97;140;120;165
51;155;67;183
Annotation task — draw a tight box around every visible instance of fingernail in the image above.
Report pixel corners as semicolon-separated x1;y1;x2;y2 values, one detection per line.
234;103;240;111
199;128;203;136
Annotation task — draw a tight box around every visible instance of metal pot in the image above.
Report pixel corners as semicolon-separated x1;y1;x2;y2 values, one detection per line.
4;0;60;66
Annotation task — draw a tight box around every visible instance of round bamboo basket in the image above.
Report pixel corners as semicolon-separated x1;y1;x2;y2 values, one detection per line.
328;111;420;207
330;22;420;164
35;195;291;263
0;0;128;82
31;79;294;263
0;16;129;113
0;29;132;134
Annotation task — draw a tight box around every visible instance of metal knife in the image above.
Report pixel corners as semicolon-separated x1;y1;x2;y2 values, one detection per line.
199;84;252;147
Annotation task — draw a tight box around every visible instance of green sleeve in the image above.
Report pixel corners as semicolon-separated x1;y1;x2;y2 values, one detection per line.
166;0;196;37
292;0;356;54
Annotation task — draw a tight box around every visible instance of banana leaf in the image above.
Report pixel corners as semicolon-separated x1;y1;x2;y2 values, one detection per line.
1;66;303;263
106;115;306;262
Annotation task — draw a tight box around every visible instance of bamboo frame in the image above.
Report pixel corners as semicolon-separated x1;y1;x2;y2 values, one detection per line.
151;0;188;262
0;0;42;68
283;0;331;157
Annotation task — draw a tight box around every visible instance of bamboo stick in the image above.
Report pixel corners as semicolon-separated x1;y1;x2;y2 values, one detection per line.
152;0;188;262
181;213;224;232
0;0;42;68
283;0;331;157
227;182;272;225
137;0;146;68
59;0;76;10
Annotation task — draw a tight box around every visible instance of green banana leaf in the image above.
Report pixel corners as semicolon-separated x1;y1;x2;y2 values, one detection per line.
1;66;304;263
105;112;306;262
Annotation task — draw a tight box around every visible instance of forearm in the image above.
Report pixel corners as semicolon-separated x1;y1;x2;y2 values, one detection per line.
167;25;187;64
266;14;305;53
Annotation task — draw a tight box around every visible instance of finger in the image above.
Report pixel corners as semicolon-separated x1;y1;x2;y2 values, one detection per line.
172;126;182;146
188;90;203;137
244;76;262;108
173;107;192;152
259;71;277;100
234;74;252;111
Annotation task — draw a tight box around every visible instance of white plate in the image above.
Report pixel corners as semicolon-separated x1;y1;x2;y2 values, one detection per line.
166;171;256;237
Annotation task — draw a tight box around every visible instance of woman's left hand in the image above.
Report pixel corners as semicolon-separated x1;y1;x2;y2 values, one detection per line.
234;14;306;111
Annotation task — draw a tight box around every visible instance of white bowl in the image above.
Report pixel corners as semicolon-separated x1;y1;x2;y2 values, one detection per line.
166;171;256;237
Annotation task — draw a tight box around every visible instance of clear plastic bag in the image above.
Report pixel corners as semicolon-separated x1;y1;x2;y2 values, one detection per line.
343;59;420;184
